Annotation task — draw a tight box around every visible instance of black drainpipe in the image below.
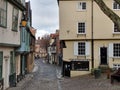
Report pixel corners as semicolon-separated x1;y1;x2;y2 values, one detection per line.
91;0;94;68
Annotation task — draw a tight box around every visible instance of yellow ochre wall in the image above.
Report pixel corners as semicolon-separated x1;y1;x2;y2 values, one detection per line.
59;0;120;77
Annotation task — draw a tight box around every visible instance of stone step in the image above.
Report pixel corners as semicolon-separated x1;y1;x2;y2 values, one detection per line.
99;65;110;73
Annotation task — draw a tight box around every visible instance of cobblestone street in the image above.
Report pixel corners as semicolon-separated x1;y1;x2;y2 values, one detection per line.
7;59;120;90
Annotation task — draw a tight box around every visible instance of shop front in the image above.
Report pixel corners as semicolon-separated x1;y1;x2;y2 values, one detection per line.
62;60;90;77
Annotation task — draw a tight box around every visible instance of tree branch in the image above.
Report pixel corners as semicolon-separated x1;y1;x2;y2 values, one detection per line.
94;0;120;31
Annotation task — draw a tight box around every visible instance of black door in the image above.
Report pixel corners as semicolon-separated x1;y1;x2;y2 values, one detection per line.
63;61;71;77
100;47;107;65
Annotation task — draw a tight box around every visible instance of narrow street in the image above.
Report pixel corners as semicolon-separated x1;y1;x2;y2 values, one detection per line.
8;59;62;90
8;59;120;90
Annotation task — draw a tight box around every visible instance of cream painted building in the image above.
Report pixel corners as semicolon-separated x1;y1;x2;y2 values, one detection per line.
0;0;25;89
58;0;120;77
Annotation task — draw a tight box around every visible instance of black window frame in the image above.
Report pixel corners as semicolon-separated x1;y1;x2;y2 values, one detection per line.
71;61;89;71
113;43;120;57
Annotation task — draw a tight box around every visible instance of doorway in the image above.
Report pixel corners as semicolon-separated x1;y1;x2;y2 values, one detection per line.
100;47;107;65
4;59;9;89
63;61;71;77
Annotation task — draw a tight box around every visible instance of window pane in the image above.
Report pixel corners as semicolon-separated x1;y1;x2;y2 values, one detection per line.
114;24;120;32
78;22;85;33
113;3;117;9
113;1;120;9
113;43;120;57
0;0;7;27
78;2;86;10
71;61;89;71
82;2;86;10
12;7;19;31
78;42;85;55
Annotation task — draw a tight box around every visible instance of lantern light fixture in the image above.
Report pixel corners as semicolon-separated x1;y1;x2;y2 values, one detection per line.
20;11;27;27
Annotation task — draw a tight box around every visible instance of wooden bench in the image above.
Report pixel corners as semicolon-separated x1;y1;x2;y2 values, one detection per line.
111;68;120;84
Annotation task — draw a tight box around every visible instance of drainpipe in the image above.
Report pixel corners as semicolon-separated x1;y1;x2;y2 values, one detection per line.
91;0;94;68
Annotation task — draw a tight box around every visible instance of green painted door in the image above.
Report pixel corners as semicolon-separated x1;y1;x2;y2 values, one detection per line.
9;51;16;87
10;51;15;74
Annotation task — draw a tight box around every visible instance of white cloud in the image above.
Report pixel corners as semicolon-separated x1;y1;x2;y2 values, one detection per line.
25;0;29;2
25;0;59;38
29;0;59;38
35;30;49;39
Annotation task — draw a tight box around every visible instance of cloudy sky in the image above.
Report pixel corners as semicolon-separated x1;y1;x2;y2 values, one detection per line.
26;0;59;39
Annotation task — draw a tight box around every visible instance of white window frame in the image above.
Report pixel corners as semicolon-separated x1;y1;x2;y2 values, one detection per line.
77;2;86;11
77;22;86;34
113;0;120;10
113;43;120;57
78;42;86;55
109;43;120;58
74;42;90;56
113;64;120;70
113;23;120;34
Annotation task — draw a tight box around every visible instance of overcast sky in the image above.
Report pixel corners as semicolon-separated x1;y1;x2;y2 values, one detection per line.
26;0;59;39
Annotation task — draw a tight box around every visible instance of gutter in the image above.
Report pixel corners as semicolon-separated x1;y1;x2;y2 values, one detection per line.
91;0;94;68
